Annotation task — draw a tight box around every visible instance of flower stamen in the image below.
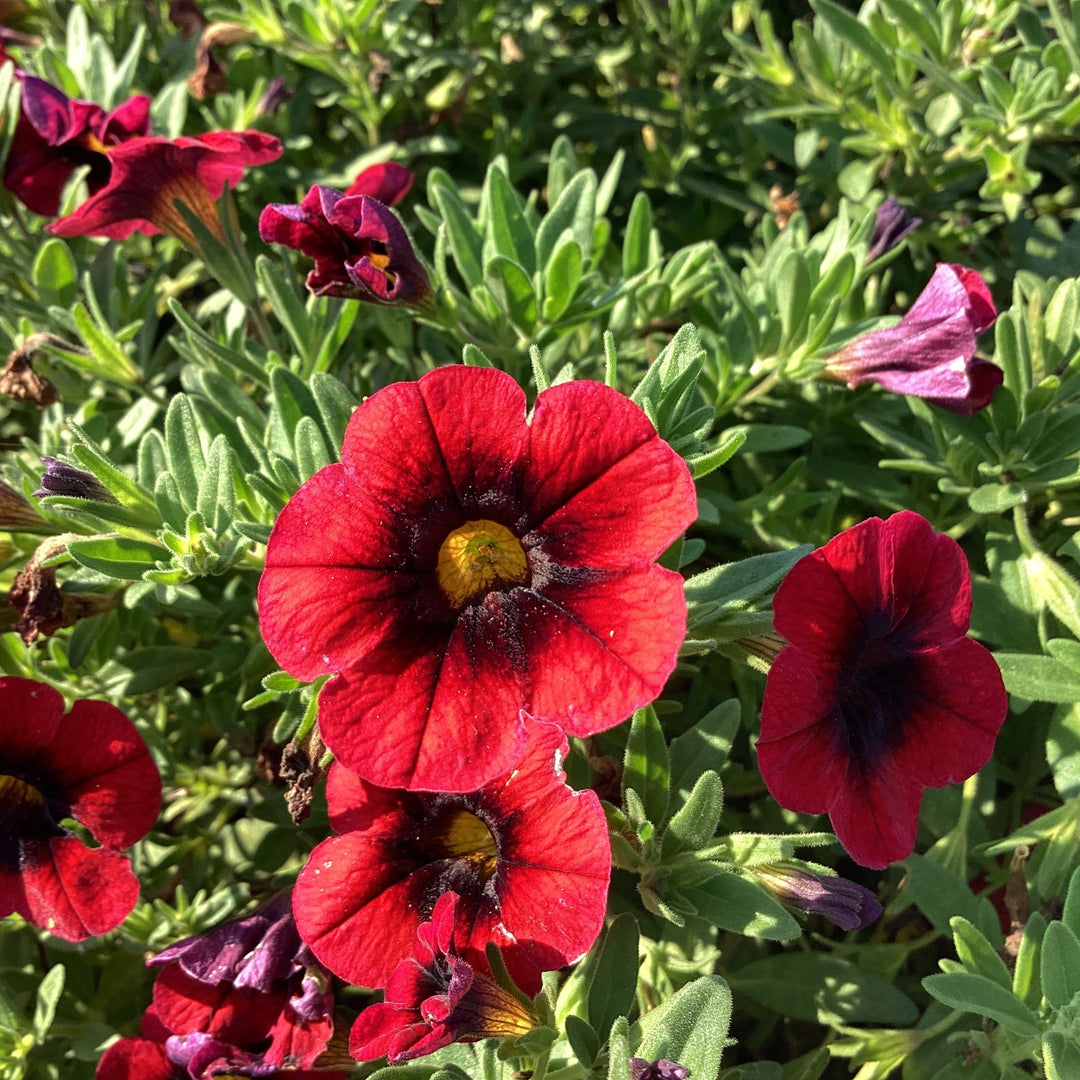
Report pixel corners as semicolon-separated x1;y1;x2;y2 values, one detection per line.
436;520;528;609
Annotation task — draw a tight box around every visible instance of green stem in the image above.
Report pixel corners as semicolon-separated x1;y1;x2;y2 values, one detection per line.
1012;504;1040;557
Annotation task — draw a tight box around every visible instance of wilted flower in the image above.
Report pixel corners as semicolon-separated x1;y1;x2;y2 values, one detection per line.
34;456;113;501
258;185;432;307
865;197;921;263
753;864;882;930
350;892;539;1064
0;478;47;531
258;365;697;792
756;511;1009;868
822;263;1001;415
0;675;160;940
292;720;610;993
49;130;282;248
344;161;414;205
2;74;151;216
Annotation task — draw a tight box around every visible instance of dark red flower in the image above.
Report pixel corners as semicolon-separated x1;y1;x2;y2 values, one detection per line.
350;892;538;1064
258;185;431;306
292;720;610;993
345;161;414;205
258;365;697;792
48;130;282;247
822;263;1001;414
756;511;1008;869
0;675;160;940
2;75;150;216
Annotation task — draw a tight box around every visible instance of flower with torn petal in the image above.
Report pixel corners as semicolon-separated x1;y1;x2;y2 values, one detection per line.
756;511;1008;869
753;863;882;930
292;720;610;993
0;675;160;940
48;130;282;248
822;263;1001;415
258;364;697;792
350;892;539;1064
258;185;431;306
344;161;414;204
2;74;150;216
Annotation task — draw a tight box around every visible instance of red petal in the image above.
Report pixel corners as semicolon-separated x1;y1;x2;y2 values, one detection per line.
20;837;138;940
345;162;415;205
350;1005;427;1062
46;699;160;849
0;675;64;758
264;1004;335;1069
94;1038;174;1080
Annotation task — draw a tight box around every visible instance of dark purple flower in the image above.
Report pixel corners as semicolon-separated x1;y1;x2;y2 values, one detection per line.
258;185;432;308
34;457;113;502
754;864;882;931
2;75;151;216
630;1059;690;1080
866;198;921;263
822;263;1001;415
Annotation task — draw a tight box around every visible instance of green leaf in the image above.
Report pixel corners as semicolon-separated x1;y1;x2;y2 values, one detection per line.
294;415;332;482
32;965;65;1041
623;191;653;277
310;372;357;452
565;1016;601;1068
669;863;801;940
118;646;213;695
1013;910;1045;1008
543;239;583;322
811;0;896;85
1041;920;1080;1009
485;166;535;275
623;706;670;826
67;536;168;580
902;855;1001;943
968;482;1028;514
430;178;485;289
685;548;812;630
70;300;140;385
775;251;811;345
197;435;236;536
996;653;1080;703
635;975;733;1080
668;700;740;802
607;1017;631;1080
164;395;206;511
662;770;724;858
537;169;596;270
33;237;78;307
1044;1031;1080;1080
951;916;1013;989
585;914;640;1045
922;972;1040;1037
485;255;538;332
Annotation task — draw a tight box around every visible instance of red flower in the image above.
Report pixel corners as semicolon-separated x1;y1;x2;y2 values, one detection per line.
2;75;151;216
350;892;538;1064
345;161;414;205
822;263;1001;414
0;675;160;940
756;511;1008;869
292;720;610;993
48;130;282;247
258;184;431;306
258;365;696;792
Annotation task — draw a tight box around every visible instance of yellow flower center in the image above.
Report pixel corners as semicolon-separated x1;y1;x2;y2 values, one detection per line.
436;519;528;609
0;773;45;810
433;809;498;882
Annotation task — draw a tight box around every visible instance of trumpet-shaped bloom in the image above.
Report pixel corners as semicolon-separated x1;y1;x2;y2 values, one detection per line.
258;365;697;792
345;161;414;204
0;676;160;940
823;263;1001;414
2;74;150;216
49;130;282;247
350;892;538;1064
756;511;1008;869
258;184;431;306
292;720;610;993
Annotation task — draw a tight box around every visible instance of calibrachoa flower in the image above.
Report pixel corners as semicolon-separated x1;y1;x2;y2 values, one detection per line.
865;197;920;263
753;864;882;930
35;455;113;501
756;511;1008;869
258;185;432;306
49;130;282;247
0;676;160;940
345;161;414;204
2;75;151;216
258;364;696;791
822;263;1001;415
292;720;610;992
350;892;539;1064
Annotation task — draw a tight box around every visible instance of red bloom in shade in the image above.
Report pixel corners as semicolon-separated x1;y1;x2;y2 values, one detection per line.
48;130;282;247
292;720;610;993
2;75;151;216
258;184;431;306
350;892;538;1064
0;676;160;941
822;263;1001;415
345;161;414;205
756;511;1008;869
258;365;696;792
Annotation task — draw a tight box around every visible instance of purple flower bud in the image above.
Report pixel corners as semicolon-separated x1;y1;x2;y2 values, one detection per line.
866;197;921;263
34;457;114;502
630;1059;691;1080
755;864;882;931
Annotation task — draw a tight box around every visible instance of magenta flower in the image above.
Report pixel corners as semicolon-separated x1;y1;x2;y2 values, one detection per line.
0;675;161;940
350;892;539;1064
822;263;1001;414
292;720;610;993
48;131;282;247
756;511;1008;868
258;184;431;307
2;75;151;216
345;161;414;204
